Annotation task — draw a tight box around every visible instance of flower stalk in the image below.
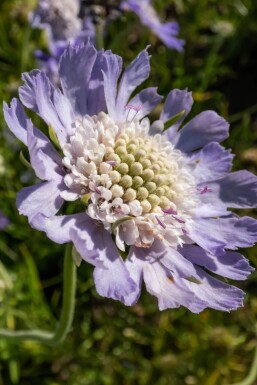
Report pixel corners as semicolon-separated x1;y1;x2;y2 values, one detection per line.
0;243;76;346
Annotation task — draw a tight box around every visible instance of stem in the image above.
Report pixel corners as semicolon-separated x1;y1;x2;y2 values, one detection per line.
0;243;76;346
225;343;257;385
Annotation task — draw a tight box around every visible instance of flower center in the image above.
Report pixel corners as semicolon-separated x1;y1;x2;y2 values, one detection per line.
62;112;199;250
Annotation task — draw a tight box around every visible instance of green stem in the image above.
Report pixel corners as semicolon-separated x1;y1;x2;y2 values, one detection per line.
0;243;76;346
225;343;257;385
96;23;104;49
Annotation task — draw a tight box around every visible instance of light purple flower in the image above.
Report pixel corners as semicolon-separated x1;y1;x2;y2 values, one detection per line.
0;212;9;230
4;42;256;312
121;0;184;51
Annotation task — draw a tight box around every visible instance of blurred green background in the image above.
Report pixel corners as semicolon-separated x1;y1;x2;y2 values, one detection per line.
1;0;257;384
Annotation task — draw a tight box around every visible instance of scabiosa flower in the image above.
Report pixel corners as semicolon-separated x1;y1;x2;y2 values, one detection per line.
120;0;184;51
4;43;256;312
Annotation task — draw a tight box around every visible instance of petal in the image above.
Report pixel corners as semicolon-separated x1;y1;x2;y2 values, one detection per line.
19;70;41;113
199;170;257;209
69;218;112;267
188;215;257;256
33;212;87;244
180;244;254;280
3;99;28;145
185;266;244;312
52;88;75;136
122;1;184;51
115;48;150;117
17;180;64;224
124;247;144;305
161;89;193;141
86;49;108;115
190;142;233;183
34;72;68;145
102;51;123;120
59;43;98;116
93;236;137;305
126;87;163;120
175;111;229;153
27;120;63;180
19;70;69;146
142;258;194;310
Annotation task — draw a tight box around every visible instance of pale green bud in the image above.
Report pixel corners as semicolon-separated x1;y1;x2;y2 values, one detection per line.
120;175;133;188
140;199;152;213
116;163;129;174
142;169;155;182
145;181;156;193
132;176;144;189
123;188;137;202
137;187;149;200
130;162;143;176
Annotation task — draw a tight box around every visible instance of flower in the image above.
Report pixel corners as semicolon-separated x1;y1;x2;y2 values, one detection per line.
4;42;256;312
120;0;184;51
0;211;9;230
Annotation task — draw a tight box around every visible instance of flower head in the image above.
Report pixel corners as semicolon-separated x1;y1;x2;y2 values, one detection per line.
4;42;256;312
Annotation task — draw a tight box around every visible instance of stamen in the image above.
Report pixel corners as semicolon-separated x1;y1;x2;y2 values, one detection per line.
94;186;101;195
198;186;213;195
155;215;166;229
162;208;178;215
106;160;117;167
174;217;186;224
125;104;142;122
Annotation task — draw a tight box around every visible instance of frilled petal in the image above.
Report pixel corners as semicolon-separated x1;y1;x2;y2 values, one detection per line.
175;111;229;153
121;1;184;51
69;217;114;267
142;258;195;310
199;170;257;209
19;70;41;113
115;48;150;117
188;215;257;256
32;212;87;244
59;43;97;116
87;49;108;115
185;266;244;312
17;180;64;224
126;87;163;120
161;89;193;140
180;244;254;280
124;248;144;305
94;238;138;305
19;70;71;145
154;22;185;51
102;51;122;120
27;120;63;180
34;72;70;144
3;99;28;145
52;88;75;136
190;142;233;183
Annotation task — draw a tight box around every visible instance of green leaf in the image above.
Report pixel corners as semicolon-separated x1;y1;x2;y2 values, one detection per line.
163;110;186;132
